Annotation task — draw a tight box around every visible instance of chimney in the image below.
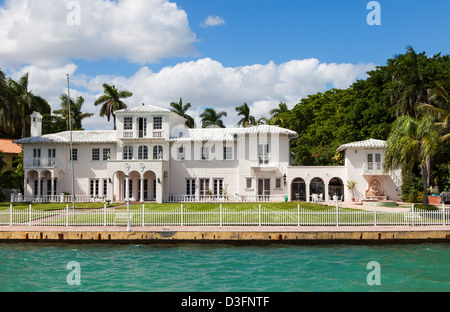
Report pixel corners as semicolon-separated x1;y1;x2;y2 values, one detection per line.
30;111;43;137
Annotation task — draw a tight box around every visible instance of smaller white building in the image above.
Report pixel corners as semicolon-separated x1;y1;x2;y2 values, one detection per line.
14;107;402;204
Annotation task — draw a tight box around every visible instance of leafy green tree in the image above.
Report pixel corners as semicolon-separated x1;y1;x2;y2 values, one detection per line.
200;108;227;128
170;97;195;128
94;83;133;130
54;94;93;130
235;102;256;127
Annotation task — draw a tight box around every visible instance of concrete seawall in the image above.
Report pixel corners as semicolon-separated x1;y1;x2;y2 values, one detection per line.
1;226;450;244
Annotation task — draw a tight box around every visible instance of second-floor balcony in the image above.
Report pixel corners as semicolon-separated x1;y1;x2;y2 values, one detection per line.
362;162;387;175
119;130;166;140
250;155;278;171
25;158;57;169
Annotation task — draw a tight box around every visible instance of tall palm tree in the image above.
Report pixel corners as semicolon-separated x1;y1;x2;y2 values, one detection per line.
235;102;256;127
388;46;427;118
54;94;94;130
269;102;289;126
94;83;133;130
200;108;227;128
416;79;450;142
6;73;50;138
170;97;195;128
0;70;13;134
383;115;441;205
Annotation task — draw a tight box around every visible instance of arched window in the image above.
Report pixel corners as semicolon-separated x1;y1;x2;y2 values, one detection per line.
138;146;148;160
153;145;163;160
123;146;133;160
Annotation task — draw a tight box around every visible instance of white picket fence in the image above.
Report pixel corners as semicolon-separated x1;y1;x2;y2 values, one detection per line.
0;204;448;227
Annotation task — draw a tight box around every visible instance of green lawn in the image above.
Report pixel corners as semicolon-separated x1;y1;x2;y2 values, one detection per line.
1;201;446;226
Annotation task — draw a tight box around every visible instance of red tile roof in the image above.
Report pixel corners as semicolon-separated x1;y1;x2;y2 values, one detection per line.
0;139;22;154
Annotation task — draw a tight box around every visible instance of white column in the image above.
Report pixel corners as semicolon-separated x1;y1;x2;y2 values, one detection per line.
156;176;163;204
23;176;27;197
51;177;55;196
306;181;310;202
140;178;144;202
37;172;41;197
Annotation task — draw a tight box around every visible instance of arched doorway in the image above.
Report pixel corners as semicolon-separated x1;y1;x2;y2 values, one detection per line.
291;178;306;201
328;177;344;200
310;177;324;200
26;170;39;197
141;170;156;201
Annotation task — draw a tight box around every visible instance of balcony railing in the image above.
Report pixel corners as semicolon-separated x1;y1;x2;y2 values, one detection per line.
24;158;57;168
119;130;166;139
363;162;385;175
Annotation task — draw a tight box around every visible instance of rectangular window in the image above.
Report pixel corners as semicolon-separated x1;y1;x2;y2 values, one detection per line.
258;144;269;164
201;147;209;160
123;146;133;160
123;117;133;130
213;179;224;196
90;179;100;196
103;179;108;196
367;153;382;170
48;148;56;166
33;148;41;166
153;116;162;130
70;148;78;161
246;178;252;189
103;148;111;161
275;178;281;189
186;179;195;196
92;148;100;161
223;146;233;160
199;178;210;196
138;117;147;138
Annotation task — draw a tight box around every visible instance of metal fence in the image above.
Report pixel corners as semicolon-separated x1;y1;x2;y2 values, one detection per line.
0;203;448;227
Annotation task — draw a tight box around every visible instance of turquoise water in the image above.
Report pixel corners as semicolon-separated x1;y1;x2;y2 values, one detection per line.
0;243;449;292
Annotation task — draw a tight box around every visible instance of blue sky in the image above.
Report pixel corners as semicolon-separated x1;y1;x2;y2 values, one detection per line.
74;0;450;76
0;0;449;129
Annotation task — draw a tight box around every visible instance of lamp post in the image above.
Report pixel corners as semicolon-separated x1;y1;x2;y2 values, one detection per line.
67;74;76;219
124;163;131;232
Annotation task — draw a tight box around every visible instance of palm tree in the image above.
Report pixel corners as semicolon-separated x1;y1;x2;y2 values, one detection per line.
54;94;94;130
269;102;289;125
388;46;427;118
170;97;195;128
0;70;13;134
416;79;450;142
256;116;276;125
383;115;441;205
235;102;256;127
200;108;227;128
6;73;50;138
94;83;133;130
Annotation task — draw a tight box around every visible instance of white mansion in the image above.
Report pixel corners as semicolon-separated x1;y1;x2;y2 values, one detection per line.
14;106;402;204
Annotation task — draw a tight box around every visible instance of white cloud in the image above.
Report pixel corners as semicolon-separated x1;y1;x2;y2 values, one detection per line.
201;15;225;27
13;58;374;130
0;0;197;68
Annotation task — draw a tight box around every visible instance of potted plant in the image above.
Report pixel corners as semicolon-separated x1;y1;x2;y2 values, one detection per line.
346;179;357;202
